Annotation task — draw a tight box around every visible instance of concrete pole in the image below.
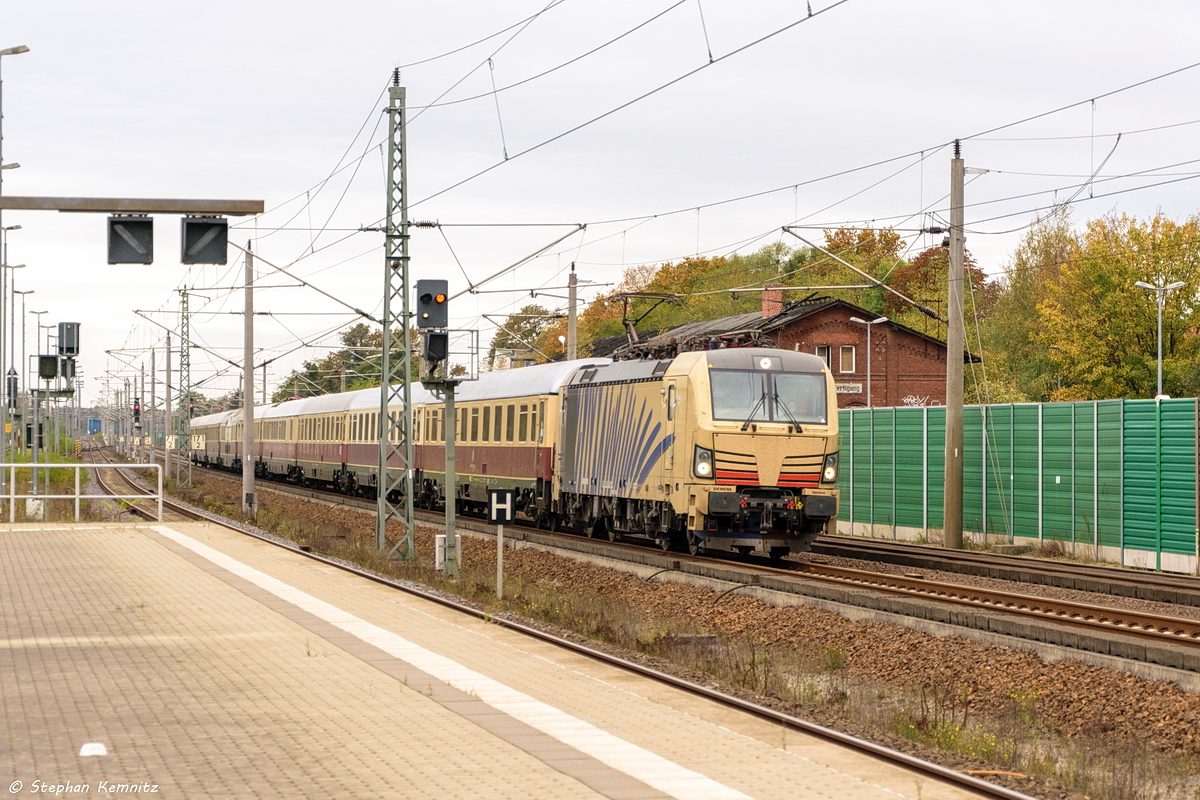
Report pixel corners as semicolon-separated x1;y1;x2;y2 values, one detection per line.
165;332;173;482
150;347;156;456
943;142;965;550
242;242;256;518
139;363;145;462
444;383;458;577
567;268;578;361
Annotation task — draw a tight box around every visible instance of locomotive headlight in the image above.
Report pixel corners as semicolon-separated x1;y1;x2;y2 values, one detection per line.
822;452;840;483
694;445;714;478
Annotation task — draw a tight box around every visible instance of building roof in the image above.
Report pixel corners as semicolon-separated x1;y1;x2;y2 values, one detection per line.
588;297;978;362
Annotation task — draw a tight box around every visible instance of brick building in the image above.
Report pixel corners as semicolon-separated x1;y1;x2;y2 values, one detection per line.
589;292;971;408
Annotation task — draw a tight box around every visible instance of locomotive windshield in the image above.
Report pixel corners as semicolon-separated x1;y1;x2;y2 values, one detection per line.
709;370;827;425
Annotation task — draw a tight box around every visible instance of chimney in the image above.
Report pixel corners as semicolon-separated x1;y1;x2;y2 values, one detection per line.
762;284;783;318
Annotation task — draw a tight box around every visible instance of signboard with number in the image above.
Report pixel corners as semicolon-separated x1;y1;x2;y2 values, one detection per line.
191;434;206;449
487;488;514;524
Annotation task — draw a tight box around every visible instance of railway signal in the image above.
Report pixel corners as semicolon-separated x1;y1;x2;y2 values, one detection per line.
133;398;141;427
415;279;448;328
181;216;228;264
107;215;154;264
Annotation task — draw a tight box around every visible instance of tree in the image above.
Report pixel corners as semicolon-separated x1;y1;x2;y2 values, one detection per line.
885;244;995;336
487;304;559;367
272;323;384;401
979;207;1074;401
1038;212;1200;400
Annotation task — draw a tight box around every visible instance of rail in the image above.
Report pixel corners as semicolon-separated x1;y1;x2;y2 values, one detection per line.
1;462;163;522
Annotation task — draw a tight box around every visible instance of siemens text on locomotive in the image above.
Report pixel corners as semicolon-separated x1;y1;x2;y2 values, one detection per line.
191;347;840;557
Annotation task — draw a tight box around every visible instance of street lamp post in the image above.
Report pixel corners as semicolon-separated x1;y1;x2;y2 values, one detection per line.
1134;280;1185;398
849;315;889;408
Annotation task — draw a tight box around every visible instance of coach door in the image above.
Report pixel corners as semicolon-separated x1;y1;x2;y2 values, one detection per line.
664;379;677;472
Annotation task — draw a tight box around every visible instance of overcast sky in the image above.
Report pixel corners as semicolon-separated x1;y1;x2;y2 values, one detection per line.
5;1;1200;405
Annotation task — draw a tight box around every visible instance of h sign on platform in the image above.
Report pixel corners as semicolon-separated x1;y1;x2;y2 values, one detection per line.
487;488;514;524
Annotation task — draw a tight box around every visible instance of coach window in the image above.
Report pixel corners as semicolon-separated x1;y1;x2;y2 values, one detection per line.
505;405;515;442
459;408;467;441
352;415;358;442
839;345;855;374
538;400;545;442
471;407;479;441
482;407;491;442
494;405;503;441
518;404;529;442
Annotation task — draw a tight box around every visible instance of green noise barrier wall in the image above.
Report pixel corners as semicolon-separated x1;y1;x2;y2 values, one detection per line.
837;399;1200;573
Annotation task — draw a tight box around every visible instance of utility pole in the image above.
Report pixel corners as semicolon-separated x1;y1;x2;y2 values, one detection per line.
943;141;965;550
150;347;156;456
165;332;173;482
567;266;578;361
242;243;256;518
139;363;145;462
377;70;416;559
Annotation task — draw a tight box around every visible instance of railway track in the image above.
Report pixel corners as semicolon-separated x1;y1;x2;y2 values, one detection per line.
90;443;1037;800
85;444;204;523
811;535;1200;607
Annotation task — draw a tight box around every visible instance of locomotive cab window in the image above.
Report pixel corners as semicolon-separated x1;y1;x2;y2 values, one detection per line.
709;369;827;425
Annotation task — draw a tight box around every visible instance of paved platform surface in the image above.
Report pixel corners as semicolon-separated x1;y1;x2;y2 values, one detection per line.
1;521;990;799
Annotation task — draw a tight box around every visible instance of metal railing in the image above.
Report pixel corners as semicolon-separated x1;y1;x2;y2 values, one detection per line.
2;462;163;522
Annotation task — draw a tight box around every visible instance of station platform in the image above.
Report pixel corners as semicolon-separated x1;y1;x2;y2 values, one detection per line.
1;520;986;800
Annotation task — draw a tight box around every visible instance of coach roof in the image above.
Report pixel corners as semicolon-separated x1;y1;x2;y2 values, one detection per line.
451;358;612;403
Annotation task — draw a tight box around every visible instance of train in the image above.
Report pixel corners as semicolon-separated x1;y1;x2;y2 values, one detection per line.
189;347;840;557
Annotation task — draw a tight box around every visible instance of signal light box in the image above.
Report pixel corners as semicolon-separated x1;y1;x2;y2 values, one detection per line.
107;216;154;264
181;217;228;264
416;279;449;328
58;322;80;356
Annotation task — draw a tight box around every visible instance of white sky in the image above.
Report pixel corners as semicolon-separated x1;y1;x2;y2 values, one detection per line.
5;1;1200;405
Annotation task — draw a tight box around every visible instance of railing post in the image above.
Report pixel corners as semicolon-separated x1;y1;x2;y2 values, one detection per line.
157;464;163;522
74;466;80;522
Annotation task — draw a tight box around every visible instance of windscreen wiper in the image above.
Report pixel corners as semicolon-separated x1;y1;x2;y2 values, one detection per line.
740;378;768;431
773;389;804;433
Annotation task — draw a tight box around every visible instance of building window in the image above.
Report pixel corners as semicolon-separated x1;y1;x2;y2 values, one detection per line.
816;345;831;368
839;345;856;374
